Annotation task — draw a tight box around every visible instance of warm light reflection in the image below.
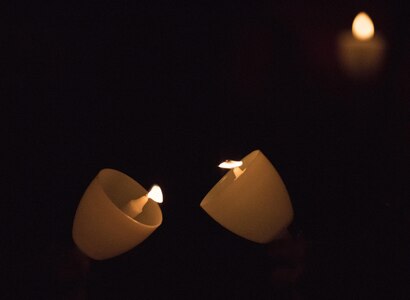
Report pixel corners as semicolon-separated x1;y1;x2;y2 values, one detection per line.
219;160;243;169
352;12;374;41
147;185;163;203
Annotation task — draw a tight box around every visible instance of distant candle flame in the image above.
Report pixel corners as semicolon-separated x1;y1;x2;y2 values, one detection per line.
147;185;163;203
352;12;374;41
218;160;243;169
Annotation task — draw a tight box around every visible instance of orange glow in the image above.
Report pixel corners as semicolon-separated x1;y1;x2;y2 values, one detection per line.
218;160;243;169
147;185;163;203
352;12;374;41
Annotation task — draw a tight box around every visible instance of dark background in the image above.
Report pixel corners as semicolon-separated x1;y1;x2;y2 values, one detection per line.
4;1;409;299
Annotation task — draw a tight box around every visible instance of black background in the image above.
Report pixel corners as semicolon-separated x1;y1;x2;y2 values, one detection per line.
4;1;410;299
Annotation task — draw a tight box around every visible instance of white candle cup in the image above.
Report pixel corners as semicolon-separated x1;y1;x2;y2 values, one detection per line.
200;150;294;244
72;169;163;260
337;12;386;79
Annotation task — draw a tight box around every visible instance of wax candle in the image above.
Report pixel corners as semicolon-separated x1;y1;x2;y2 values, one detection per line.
72;169;163;260
201;150;294;243
121;184;163;218
337;12;386;79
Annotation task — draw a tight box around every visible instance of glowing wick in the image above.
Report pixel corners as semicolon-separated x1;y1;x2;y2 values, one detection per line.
219;160;246;179
121;184;163;218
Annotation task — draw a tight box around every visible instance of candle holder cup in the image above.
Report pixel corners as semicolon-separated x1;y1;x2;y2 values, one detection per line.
72;169;163;260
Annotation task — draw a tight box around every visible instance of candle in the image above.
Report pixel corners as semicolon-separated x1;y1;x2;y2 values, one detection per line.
337;12;386;79
200;150;293;243
72;169;163;260
121;184;163;218
218;160;246;179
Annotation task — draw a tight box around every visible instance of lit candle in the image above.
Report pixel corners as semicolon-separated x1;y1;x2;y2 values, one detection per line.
200;150;294;243
72;169;163;260
337;12;386;79
218;160;246;179
121;184;163;218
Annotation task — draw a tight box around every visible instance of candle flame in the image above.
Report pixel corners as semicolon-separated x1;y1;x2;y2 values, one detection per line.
218;160;243;169
147;185;163;203
352;12;374;41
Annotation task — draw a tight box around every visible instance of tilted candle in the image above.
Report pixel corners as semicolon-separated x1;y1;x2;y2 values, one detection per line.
72;169;163;260
201;150;294;243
